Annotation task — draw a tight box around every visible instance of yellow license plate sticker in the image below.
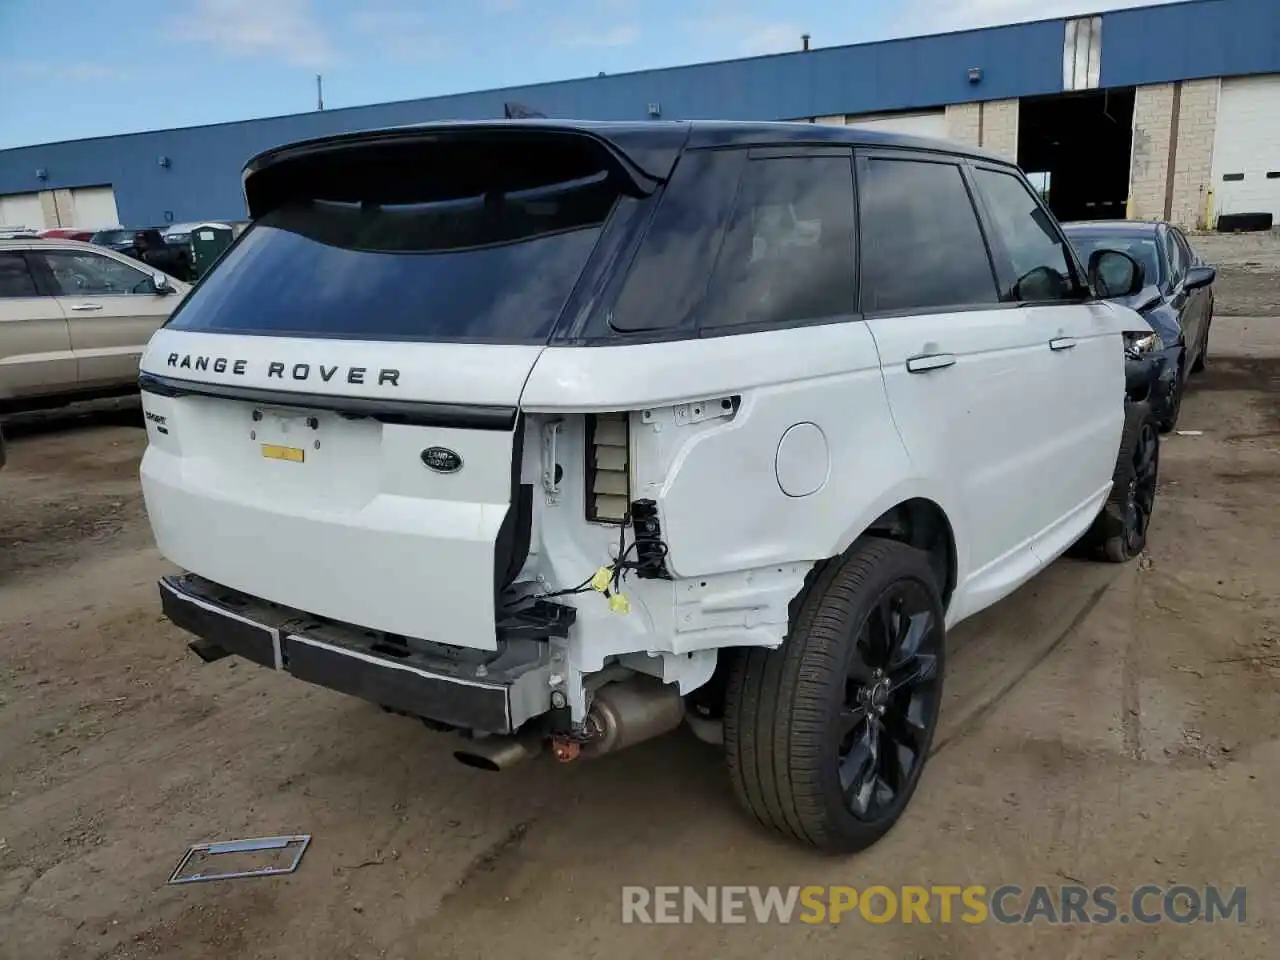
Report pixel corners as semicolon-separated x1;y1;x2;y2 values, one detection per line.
261;444;305;463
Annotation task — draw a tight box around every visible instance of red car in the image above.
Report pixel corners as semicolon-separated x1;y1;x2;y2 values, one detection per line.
38;228;96;241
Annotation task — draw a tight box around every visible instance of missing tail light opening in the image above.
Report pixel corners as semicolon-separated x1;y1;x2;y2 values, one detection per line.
586;412;630;523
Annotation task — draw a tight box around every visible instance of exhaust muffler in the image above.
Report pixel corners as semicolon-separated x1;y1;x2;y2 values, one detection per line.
570;675;686;760
452;675;686;770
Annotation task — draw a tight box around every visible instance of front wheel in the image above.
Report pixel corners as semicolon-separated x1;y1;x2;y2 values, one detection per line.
724;538;945;853
1158;359;1184;433
1082;402;1160;562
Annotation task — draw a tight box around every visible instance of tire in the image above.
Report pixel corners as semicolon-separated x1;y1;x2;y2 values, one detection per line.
1191;313;1210;374
1081;402;1160;563
724;538;945;853
1158;359;1183;433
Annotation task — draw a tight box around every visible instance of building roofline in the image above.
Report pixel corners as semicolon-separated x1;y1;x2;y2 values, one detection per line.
0;0;1214;155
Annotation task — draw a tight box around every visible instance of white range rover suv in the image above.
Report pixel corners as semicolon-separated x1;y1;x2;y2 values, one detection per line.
139;120;1160;853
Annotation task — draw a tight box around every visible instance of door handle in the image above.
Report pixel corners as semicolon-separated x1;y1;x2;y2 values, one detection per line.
906;353;957;373
1049;337;1077;351
69;303;104;312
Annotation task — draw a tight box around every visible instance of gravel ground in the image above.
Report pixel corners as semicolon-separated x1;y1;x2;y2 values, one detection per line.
1188;229;1280;316
1;295;1278;958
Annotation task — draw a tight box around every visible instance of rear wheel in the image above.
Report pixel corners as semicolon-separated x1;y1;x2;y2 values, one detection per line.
1191;312;1211;373
724;538;945;852
1082;402;1160;562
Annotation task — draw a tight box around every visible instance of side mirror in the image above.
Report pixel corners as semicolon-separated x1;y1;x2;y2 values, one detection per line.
1184;265;1216;291
151;271;174;295
1088;249;1145;298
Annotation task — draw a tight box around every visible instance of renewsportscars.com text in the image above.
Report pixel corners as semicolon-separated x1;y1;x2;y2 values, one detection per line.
621;884;1247;925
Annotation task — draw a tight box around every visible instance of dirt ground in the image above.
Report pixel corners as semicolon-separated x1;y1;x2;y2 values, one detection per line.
2;242;1279;958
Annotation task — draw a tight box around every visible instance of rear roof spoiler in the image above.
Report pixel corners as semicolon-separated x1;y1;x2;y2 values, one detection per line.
242;121;691;220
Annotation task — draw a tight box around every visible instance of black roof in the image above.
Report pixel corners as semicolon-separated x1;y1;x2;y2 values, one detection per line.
244;118;1011;186
1061;219;1163;235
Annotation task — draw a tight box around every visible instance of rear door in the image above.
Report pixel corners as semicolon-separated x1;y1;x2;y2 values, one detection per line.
1167;226;1206;361
139;132;629;647
856;151;1054;611
967;161;1122;563
0;250;74;402
33;247;175;390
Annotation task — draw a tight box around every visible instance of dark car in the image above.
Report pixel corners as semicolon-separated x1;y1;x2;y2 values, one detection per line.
89;227;139;253
1062;220;1215;431
91;227;192;280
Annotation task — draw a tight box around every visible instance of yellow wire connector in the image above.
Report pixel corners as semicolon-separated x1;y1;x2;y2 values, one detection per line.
608;592;631;615
590;566;614;593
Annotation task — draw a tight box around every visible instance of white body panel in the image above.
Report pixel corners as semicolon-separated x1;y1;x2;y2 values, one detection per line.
866;302;1130;623
140;329;544;647
142;297;1136;660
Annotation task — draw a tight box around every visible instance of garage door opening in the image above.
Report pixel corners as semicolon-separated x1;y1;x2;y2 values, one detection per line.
1018;88;1135;224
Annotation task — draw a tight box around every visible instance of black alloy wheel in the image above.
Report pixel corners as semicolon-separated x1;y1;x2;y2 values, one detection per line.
724;537;947;852
836;581;941;822
1082;401;1161;563
1124;418;1160;556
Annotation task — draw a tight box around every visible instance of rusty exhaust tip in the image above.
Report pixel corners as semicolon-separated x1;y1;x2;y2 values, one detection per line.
552;739;582;763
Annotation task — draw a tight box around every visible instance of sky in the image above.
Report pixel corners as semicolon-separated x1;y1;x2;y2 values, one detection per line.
0;0;1186;150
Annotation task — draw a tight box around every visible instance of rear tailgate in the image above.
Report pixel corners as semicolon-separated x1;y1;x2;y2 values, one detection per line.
140;330;536;649
139;125;647;649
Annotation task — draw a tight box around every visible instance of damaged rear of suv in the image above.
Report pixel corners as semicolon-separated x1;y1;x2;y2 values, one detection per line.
142;120;1156;853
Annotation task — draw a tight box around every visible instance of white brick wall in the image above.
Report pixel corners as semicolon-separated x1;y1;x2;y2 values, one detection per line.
1129;80;1220;227
980;100;1020;163
944;100;1018;160
1129;83;1175;221
1169;78;1220;228
946;103;981;147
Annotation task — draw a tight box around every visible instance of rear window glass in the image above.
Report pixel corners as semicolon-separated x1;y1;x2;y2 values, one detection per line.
167;169;619;343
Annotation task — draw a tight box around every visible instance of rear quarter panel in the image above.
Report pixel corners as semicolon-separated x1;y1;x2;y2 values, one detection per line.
522;321;967;582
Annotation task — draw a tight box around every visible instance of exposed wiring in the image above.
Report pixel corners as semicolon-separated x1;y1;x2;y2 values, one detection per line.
500;511;670;615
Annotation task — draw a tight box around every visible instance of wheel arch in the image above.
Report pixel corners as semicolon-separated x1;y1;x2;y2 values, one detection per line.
829;487;963;611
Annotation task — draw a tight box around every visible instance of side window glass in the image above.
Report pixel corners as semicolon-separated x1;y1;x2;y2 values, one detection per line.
859;158;998;313
700;154;856;329
610;149;745;333
40;251;151;297
0;253;39;298
1173;228;1195;265
1163;230;1185;285
971;168;1079;303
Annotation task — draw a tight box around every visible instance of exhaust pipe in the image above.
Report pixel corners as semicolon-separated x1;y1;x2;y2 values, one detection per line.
188;639;230;663
453;729;543;771
574;675;686;760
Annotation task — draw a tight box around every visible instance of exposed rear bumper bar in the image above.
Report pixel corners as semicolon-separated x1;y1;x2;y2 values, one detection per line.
159;574;549;734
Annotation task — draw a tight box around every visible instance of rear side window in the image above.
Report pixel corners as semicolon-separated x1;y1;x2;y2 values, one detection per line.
858;158;998;313
608;149;745;333
971;168;1080;303
700;154;856;330
0;253;38;297
168;154;621;343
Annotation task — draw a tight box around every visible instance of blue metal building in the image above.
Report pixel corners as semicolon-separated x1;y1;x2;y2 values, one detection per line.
1;0;1278;230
